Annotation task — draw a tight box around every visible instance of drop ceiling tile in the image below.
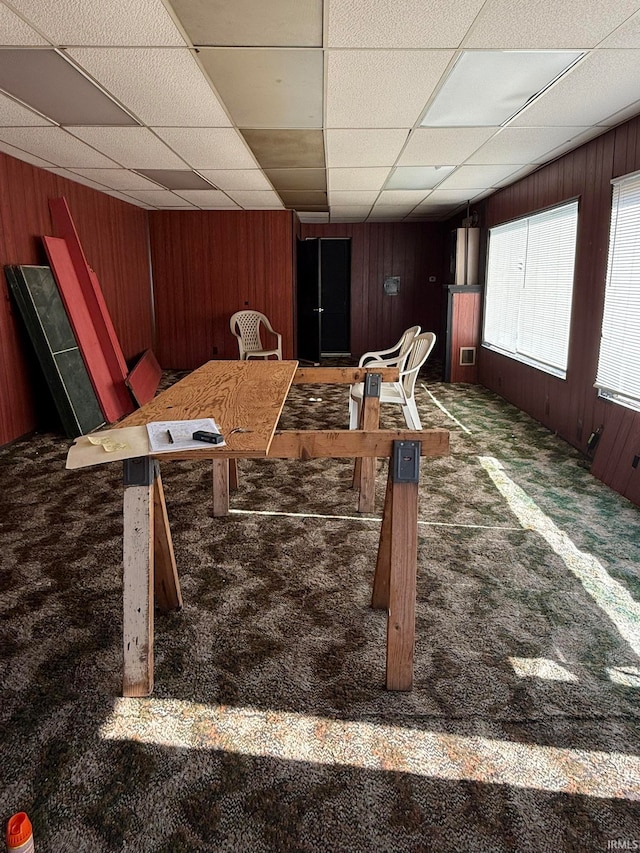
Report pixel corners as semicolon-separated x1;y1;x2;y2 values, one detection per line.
398;127;498;166
10;0;185;46
0;49;138;126
154;127;257;169
367;208;410;220
68;47;231;126
122;189;198;207
327;0;485;48
329;205;373;218
326;50;455;128
198;48;322;128
0;92;54;126
174;189;240;208
530;128;604;163
328;191;379;205
106;190;155;208
376;190;430;206
325;129;408;168
197;169;272;191
0;4;47;44
598;100;640;128
68;168;163;190
0;126;118;166
492;165;538;187
47;167;114;191
68;127;185;167
599;10;640;47
135;169;216;190
466;126;591;165
279;190;327;205
265;168;325;191
437;164;527;189
226;190;285;208
421;188;487;205
328;168;390;191
0;138;54;167
463;0;640;48
241;129;324;168
510;50;640;128
170;0;323;47
298;212;330;223
288;204;329;211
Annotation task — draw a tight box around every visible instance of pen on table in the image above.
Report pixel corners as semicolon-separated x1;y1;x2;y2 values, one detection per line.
166;429;174;444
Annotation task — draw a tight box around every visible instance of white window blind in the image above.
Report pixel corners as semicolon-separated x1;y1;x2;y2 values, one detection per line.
595;171;640;412
483;201;579;379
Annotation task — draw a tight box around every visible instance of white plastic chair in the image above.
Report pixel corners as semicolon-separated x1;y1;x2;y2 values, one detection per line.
358;325;420;368
349;332;436;430
230;310;282;360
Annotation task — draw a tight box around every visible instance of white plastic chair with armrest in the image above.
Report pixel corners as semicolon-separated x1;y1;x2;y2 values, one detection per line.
349;331;436;430
358;325;420;367
230;310;283;360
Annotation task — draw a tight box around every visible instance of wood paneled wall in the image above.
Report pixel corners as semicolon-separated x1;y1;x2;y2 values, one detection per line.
148;210;296;369
300;222;447;358
0;152;153;445
479;114;640;505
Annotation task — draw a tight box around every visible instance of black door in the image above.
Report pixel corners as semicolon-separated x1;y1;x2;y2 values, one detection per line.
296;238;321;363
320;239;350;354
296;237;351;362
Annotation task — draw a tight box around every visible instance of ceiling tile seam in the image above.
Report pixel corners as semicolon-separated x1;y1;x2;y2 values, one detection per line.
0;1;56;46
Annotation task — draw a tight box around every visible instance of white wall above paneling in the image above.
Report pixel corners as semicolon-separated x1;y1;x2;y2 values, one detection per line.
0;0;639;220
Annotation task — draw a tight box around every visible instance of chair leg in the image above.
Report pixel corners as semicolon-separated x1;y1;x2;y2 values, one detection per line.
402;400;422;430
349;396;361;430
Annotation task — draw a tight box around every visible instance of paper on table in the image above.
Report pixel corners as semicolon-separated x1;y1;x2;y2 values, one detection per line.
146;418;226;452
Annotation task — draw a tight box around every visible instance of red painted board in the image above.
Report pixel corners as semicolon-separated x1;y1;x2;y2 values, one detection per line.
48;197;133;416
126;349;162;407
43;236;128;423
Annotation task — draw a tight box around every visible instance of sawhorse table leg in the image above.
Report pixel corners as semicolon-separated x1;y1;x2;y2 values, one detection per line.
372;441;420;691
212;458;230;516
352;373;381;513
122;458;182;697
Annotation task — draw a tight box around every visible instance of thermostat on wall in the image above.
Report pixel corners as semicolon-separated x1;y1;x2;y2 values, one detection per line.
384;276;400;296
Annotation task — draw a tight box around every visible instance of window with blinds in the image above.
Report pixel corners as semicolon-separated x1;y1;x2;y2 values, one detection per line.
595;171;640;412
482;200;579;379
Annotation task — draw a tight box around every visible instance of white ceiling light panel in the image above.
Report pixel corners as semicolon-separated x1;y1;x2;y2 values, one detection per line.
153;128;257;169
327;0;486;49
68;47;231;127
9;0;185;47
421;51;583;127
326;49;455;128
325;129;409;168
68;127;185;168
0;126;118;166
385;166;455;190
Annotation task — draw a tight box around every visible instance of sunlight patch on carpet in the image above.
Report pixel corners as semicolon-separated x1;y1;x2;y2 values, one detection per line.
479;456;640;659
100;698;640;801
509;657;578;682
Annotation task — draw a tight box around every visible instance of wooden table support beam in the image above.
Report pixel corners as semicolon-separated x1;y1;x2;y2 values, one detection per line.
372;441;420;691
353;373;381;513
122;457;181;697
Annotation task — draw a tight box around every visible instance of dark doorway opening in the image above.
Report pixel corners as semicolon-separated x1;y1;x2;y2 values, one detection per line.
296;237;351;363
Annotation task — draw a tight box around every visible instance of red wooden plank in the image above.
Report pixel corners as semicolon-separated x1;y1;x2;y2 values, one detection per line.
49;197;133;417
43;236;129;423
126;349;162;407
